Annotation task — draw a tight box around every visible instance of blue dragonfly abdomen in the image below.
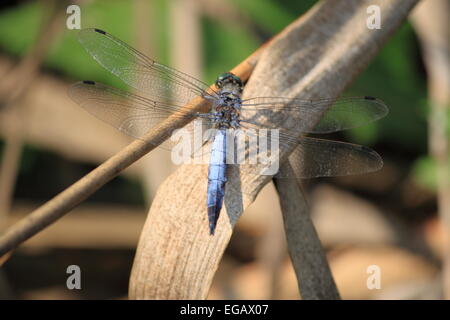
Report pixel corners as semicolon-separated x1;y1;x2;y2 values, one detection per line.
206;129;228;235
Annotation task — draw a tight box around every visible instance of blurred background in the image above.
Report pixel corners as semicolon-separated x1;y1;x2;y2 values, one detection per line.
0;0;448;299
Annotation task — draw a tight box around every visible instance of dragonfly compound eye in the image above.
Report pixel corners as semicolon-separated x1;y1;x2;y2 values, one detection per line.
215;72;243;89
231;74;243;88
215;77;223;89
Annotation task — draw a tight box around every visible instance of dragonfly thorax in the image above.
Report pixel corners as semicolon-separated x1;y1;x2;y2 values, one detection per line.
212;72;243;129
213;100;241;129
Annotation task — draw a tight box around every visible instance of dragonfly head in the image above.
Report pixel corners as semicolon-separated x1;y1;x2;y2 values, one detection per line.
215;72;243;92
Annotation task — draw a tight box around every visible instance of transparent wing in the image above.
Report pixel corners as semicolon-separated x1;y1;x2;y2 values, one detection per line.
68;81;214;150
282;137;383;178
240;96;388;134
77;28;218;105
236;137;383;179
226;134;382;193
238;96;386;180
238;120;302;157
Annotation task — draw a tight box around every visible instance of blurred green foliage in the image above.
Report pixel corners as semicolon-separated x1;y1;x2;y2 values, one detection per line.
0;0;437;191
413;155;437;192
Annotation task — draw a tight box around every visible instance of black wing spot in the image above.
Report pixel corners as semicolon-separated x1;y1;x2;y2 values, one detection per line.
94;28;106;35
364;96;376;100
82;80;96;85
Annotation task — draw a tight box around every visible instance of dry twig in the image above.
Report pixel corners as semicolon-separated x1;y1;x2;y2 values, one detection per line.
274;164;339;299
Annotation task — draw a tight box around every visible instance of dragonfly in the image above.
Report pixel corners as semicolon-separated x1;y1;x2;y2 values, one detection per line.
69;28;388;235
